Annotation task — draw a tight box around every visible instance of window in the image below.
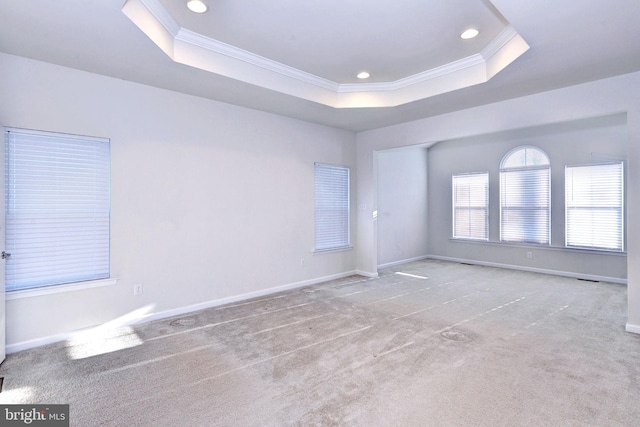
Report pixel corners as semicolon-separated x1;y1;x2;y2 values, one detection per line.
500;146;550;244
452;172;488;240
314;163;350;251
5;128;110;292
565;162;623;251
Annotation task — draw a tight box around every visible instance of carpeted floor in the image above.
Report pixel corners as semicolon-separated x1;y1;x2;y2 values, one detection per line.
1;260;639;426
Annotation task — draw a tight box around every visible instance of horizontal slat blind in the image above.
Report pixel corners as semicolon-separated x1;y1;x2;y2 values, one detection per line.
452;172;488;240
314;163;350;251
500;167;550;244
5;128;110;291
565;162;623;251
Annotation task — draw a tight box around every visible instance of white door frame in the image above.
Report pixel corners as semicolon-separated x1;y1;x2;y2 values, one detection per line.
0;129;7;363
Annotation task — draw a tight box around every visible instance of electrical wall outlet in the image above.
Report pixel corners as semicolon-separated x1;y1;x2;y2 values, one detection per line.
133;283;143;296
526;251;532;259
300;258;306;267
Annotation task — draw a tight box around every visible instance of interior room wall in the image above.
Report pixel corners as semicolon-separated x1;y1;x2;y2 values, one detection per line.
0;52;357;350
426;114;627;281
376;147;429;267
356;71;640;333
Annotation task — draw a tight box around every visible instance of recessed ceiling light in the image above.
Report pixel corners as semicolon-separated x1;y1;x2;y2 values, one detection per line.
187;0;208;13
460;28;479;39
357;71;370;79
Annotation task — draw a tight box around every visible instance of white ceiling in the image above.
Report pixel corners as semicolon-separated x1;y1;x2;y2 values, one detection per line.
1;0;639;131
156;0;509;83
121;0;529;108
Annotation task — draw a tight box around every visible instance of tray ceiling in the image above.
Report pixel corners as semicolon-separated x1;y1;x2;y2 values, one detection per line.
123;0;529;107
1;0;639;131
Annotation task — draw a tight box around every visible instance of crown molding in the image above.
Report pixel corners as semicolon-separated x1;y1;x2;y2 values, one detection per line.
176;29;340;92
482;25;519;61
122;0;529;108
338;53;487;93
139;0;180;36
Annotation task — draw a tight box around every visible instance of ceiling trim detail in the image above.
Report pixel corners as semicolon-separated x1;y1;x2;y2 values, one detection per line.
122;0;529;108
176;28;340;92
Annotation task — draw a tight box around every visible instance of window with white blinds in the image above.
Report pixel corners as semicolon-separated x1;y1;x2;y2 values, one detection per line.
314;163;350;251
500;146;550;244
565;162;624;251
5;128;110;292
452;172;488;240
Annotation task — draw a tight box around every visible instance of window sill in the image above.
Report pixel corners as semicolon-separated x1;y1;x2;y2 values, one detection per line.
313;246;354;254
6;277;119;300
449;238;626;256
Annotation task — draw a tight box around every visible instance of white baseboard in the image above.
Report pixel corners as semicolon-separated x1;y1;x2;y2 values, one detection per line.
426;255;627;285
626;323;640;334
355;270;379;278
6;258;628;354
138;270;359;325
6;270;360;354
6;333;76;354
377;255;429;269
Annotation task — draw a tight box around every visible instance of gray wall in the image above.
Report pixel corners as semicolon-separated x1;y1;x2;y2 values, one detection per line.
376;147;429;267
427;114;627;281
356;72;640;333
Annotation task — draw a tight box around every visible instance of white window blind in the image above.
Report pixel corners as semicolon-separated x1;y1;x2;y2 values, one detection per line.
5;128;110;292
500;146;550;244
452;172;488;240
314;163;350;251
565;162;623;251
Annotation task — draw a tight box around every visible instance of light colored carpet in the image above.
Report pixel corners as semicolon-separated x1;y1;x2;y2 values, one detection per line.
1;260;639;426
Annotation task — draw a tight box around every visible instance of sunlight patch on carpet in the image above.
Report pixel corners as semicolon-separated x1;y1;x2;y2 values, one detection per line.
65;305;154;360
66;326;144;360
0;386;35;404
395;272;428;279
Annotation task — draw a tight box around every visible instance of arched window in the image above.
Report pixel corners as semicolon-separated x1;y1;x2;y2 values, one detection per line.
500;146;550;244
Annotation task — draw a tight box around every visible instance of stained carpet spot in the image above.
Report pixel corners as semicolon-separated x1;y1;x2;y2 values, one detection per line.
441;330;467;342
170;317;196;327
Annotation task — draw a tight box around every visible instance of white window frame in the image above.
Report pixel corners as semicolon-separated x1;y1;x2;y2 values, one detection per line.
314;162;350;252
4;127;111;293
500;146;551;245
565;161;624;252
452;172;489;241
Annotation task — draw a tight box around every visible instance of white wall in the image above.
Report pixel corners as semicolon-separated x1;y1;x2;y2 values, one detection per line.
376;147;429;267
0;53;357;349
3;51;640;348
356;71;640;333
